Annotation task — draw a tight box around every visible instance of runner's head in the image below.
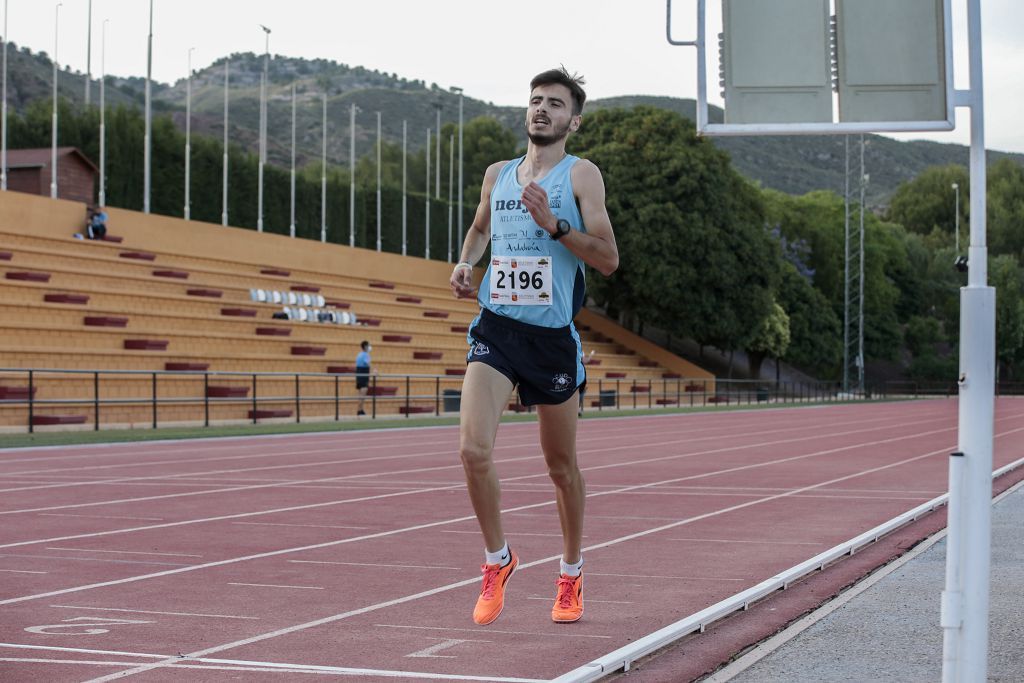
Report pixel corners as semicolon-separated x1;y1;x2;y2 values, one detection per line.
527;67;586;147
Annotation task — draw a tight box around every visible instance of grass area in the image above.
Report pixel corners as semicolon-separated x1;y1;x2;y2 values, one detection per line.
0;399;899;450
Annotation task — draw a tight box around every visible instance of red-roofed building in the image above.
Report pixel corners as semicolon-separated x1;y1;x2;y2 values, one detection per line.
4;147;98;204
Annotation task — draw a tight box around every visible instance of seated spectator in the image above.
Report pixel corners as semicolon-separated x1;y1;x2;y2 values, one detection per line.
85;205;108;240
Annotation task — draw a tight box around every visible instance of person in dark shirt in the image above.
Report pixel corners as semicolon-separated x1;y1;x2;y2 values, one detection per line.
355;340;372;416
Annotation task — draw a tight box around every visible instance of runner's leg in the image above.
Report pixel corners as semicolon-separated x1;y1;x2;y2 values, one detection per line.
537;390;584;564
460;361;515;552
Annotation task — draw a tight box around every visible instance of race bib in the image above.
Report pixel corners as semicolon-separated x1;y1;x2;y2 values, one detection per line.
488;256;553;306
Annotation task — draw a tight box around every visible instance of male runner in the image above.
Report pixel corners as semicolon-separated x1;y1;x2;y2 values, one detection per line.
449;67;618;625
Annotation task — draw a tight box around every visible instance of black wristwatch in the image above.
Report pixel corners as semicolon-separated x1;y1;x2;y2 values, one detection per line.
551;219;571;241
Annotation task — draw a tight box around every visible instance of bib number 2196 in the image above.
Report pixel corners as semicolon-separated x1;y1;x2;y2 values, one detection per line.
489;256;552;306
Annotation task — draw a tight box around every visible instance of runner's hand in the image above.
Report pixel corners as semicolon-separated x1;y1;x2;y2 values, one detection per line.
522;182;556;234
451;264;477;299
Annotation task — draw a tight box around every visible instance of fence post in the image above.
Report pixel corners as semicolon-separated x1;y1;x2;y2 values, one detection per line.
94;371;100;431
335;375;340;421
295;374;301;424
372;375;378;419
252;374;258;424
27;369;34;433
648;379;652;409
405;375;411;418
203;373;209;427
435;376;440;416
151;372;158;429
616;379;620;410
598;379;603;412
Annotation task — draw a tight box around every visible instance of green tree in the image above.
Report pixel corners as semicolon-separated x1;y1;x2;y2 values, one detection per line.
568;106;779;351
886;164;968;242
746;301;791;379
776;262;842;377
991;255;1024;380
988;159;1024;259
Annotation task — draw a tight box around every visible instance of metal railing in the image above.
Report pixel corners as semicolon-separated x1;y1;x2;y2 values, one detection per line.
0;367;969;434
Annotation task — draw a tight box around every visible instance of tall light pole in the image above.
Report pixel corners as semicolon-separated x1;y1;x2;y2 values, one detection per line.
434;102;441;199
952;182;961;254
451;86;464;248
425;127;431;259
84;0;91;106
320;92;326;243
3;0;10;191
348;102;355;247
257;24;270;232
221;60;228;226
447;134;454;263
375;110;381;251
99;18;107;206
289;82;296;238
401;119;407;256
184;47;194;220
143;0;152;213
50;2;61;200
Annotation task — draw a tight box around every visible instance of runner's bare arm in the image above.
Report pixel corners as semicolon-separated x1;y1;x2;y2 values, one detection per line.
450;161;507;299
520;160;618;276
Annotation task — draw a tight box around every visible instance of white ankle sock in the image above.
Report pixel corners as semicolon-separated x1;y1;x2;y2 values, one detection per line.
560;556;583;577
485;542;510;566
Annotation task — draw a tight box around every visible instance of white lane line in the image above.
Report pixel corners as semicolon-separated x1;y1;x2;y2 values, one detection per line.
289;560;461;570
440;530;578;538
38;513;166;521
526;597;634;605
45;548;203;558
0;553;189;567
232;522;368;530
0;569;48;574
667;537;826;546
49;605;259;620
375;624;614;640
227;583;325;590
588;572;748;582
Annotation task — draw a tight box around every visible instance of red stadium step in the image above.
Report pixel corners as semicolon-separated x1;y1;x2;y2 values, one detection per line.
187;288;223;298
446;367;467;376
656;398;678;405
361;318;382;327
0;251;12;260
630;385;651;393
256;327;291;337
119;251;156;261
124;339;169;351
382;335;412;343
639;360;659;367
153;269;189;279
586;359;602;366
206;386;250;398
325;300;351;309
248;409;293;419
260;268;290;277
221;308;258;317
368;386;398;396
291;346;326;356
44;292;90;305
84;316;128;328
399;406;433;415
451;325;469;333
0;386;36;400
707;396;731;404
414;351;443;360
31;414;87;426
326;365;356;374
423;311;449;319
369;281;395;290
605;372;627;379
685;383;707;392
99;234;124;243
396;296;422;304
6;271;50;282
663;372;682;379
292;285;321;293
165;362;209;371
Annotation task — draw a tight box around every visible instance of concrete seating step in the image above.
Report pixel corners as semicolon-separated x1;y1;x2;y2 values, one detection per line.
256;327;291;337
399;406;433;414
165;362;210;371
291;346;326;356
326;365;356;374
249;409;293;419
153;269;189;279
32;414;87;425
423;311;449;318
368;386;398;396
445;368;466;376
260;268;290;277
187;288;223;298
369;281;395;289
0;251;12;260
383;335;412;343
605;372;627;378
413;351;442;360
44;293;89;304
207;386;250;398
221;308;258;317
396;296;422;304
292;285;320;293
451;325;469;333
124;339;169;351
84;316;128;328
6;271;50;282
0;386;36;400
119;251;156;261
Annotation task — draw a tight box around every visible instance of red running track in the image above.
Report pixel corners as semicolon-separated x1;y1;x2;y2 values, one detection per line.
0;399;1023;682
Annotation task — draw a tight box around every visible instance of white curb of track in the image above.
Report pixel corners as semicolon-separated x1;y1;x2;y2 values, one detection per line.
551;455;1024;683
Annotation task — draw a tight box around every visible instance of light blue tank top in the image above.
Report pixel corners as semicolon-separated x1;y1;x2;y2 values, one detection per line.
477;154;586;328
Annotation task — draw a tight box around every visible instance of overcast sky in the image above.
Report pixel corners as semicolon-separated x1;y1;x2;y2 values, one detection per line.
4;0;1022;153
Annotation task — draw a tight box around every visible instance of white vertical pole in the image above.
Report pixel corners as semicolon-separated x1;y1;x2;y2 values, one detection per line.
143;0;152;213
257;26;270;232
289;82;295;237
425;127;430;260
401;119;407;256
99;19;107;206
85;0;91;106
184;47;193;220
434;103;441;199
50;2;61;200
1;0;7;191
858;137;866;392
456;89;463;247
447;134;454;263
348;102;355;247
221;60;228;226
320;92;326;243
375;110;381;251
943;1;994;681
952;183;960;254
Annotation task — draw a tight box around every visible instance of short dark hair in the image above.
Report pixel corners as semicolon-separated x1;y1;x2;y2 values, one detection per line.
360;340;370;350
530;66;586;116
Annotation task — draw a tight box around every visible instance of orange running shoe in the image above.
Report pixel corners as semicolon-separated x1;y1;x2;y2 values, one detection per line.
552;572;584;623
472;550;518;625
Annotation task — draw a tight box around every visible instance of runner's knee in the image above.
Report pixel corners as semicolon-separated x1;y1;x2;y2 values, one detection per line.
546;458;581;490
459;440;493;475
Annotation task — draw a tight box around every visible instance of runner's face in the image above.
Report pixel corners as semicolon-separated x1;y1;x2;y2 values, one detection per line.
526;84;579;147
